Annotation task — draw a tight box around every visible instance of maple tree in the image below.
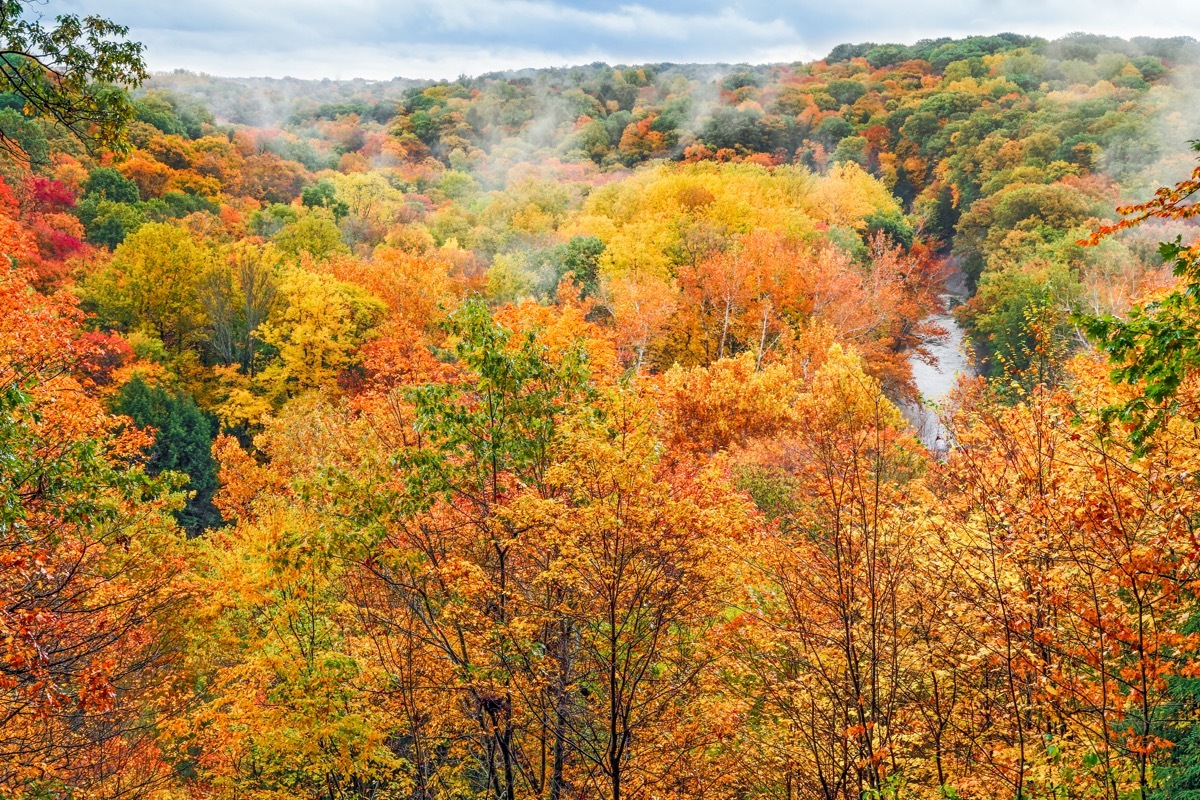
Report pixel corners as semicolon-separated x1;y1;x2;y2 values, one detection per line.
925;360;1200;799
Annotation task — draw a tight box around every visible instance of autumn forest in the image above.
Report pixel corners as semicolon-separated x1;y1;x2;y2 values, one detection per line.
5;4;1200;798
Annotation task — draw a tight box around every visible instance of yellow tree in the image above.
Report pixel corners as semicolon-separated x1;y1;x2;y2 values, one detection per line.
254;266;386;401
82;221;211;351
523;389;749;800
734;344;927;800
182;500;408;799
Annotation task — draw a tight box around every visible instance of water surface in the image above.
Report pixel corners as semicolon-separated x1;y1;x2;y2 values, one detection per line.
903;268;974;453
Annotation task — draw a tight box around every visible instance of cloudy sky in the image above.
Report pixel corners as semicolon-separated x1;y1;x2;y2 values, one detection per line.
51;0;1200;80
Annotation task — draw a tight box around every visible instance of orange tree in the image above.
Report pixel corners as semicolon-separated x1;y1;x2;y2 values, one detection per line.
0;263;188;798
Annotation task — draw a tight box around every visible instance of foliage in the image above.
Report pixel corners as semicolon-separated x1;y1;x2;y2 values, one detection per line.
0;0;148;158
113;374;220;533
0;263;187;799
80;221;209;349
4;13;1200;800
1082;141;1200;449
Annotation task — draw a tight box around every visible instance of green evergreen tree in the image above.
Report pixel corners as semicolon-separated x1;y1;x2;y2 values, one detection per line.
1149;613;1200;799
113;375;220;534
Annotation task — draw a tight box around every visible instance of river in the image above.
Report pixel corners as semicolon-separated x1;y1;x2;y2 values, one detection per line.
902;267;974;453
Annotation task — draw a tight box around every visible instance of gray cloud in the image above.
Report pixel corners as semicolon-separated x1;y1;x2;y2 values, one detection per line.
50;0;1200;79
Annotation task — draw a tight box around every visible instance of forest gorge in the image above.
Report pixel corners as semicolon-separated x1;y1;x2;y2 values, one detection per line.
5;3;1200;798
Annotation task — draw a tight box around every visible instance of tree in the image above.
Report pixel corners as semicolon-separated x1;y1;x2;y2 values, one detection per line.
954;181;1101;289
0;0;147;158
328;171;406;247
81;222;209;350
254;265;386;401
356;300;592;800
0;263;187;798
331;245;461;332
735;345;925;800
113;375;220;534
84;166;140;204
0;105;42;160
1152;615;1200;800
659;352;798;454
555;235;605;299
117;154;173;199
533;391;746;800
932;362;1200;798
1082;140;1200;449
182;500;407;798
77;195;143;248
238;150;310;203
273;213;349;261
960;259;1079;384
599;271;676;372
199;240;282;374
301;177;348;219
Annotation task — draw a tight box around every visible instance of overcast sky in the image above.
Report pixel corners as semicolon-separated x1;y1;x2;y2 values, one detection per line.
49;0;1200;80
